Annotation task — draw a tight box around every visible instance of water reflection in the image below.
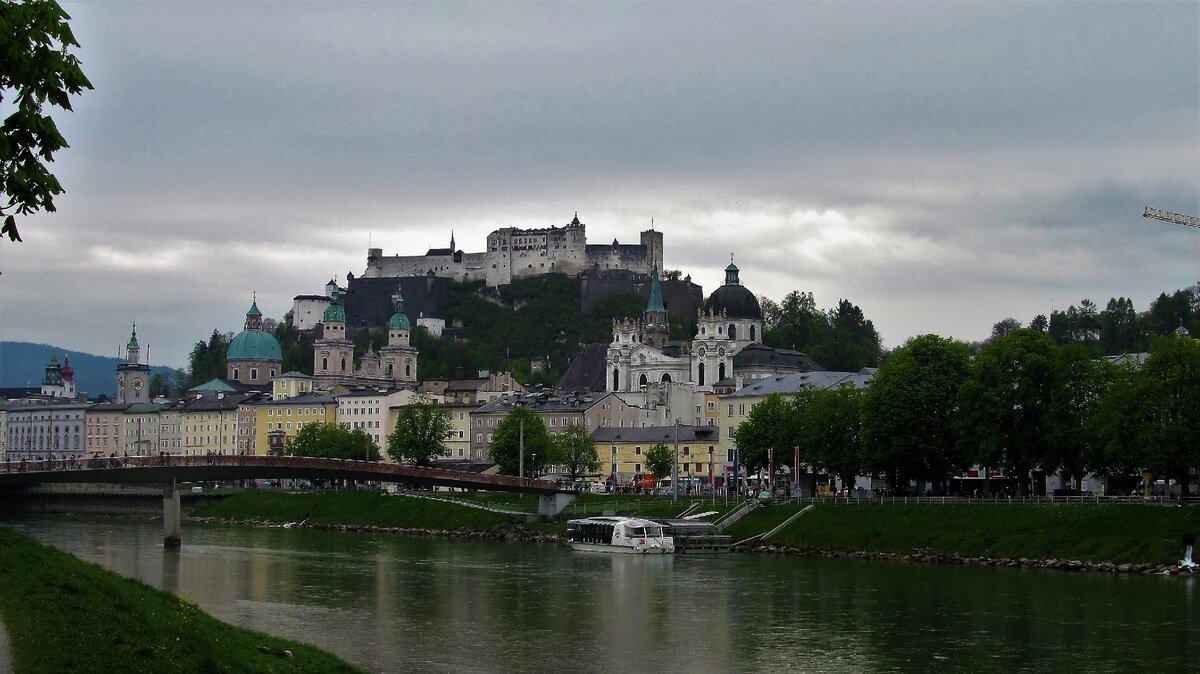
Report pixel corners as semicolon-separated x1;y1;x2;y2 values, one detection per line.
5;516;1196;673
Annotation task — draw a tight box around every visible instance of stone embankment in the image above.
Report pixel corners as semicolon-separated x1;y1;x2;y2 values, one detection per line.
192;517;563;544
743;544;1199;576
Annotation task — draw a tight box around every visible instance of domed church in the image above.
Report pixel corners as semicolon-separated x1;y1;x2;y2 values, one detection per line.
226;298;284;386
607;258;820;396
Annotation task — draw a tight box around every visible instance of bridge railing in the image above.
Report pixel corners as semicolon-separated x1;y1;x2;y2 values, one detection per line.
0;454;567;493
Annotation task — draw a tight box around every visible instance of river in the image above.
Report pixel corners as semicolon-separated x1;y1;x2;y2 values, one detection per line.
5;515;1197;672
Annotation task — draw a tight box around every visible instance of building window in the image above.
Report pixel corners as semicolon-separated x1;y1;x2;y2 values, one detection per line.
250;368;258;380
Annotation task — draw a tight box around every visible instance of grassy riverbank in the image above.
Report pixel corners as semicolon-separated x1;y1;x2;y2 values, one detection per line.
191;490;519;529
193;491;1200;566
0;527;361;674
725;501;1200;565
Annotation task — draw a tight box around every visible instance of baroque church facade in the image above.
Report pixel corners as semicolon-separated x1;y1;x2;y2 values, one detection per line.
313;286;419;391
607;262;765;395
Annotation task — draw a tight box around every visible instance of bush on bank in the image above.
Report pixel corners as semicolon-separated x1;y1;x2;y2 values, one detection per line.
0;527;361;674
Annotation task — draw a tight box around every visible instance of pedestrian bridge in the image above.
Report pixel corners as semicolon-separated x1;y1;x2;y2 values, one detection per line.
0;455;576;545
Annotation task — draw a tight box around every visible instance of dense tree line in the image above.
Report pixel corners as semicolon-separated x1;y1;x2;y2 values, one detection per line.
736;330;1200;497
759;291;883;371
993;286;1200;356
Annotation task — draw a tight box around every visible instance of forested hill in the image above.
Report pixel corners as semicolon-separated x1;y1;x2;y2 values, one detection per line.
0;342;177;398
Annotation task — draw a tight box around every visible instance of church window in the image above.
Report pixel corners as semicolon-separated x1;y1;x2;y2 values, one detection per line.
250;368;258;381
612;368;620;391
638;374;648;387
698;363;705;386
719;362;727;380
661;373;672;384
232;368;239;380
340;358;347;371
728;325;736;340
406;363;411;377
750;325;756;341
322;357;328;370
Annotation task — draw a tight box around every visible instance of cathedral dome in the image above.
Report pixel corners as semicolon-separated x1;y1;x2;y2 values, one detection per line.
702;262;762;320
228;330;283;362
323;302;346;323
228;299;283;362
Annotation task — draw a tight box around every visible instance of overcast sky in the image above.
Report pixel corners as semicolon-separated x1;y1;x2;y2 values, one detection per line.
1;1;1197;370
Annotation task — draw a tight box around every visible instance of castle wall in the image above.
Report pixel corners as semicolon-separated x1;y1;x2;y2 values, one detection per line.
360;220;659;289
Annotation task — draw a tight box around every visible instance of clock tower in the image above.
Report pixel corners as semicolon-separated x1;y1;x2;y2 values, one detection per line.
116;324;152;403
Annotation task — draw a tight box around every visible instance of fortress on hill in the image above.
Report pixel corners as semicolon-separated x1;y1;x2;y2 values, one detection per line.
360;213;663;287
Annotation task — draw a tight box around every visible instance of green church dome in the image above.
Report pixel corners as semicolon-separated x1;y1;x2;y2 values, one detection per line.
323;302;346;323
227;329;283;362
387;293;411;330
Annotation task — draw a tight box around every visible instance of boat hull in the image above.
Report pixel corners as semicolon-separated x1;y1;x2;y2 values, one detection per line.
570;542;673;554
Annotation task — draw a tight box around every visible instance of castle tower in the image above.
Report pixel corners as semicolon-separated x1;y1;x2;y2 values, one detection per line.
380;291;419;387
116;325;151;402
642;266;669;349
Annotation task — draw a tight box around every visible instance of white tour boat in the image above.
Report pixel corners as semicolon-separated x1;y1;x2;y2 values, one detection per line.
565;516;675;554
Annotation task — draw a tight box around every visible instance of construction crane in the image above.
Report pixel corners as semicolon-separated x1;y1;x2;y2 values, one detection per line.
1144;206;1200;229
1144;206;1200;287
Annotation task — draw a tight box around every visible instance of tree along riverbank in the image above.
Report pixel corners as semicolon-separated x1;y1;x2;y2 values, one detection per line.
0;527;362;674
191;492;1200;573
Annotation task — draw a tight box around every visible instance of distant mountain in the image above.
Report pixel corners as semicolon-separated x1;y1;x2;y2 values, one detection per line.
0;341;178;399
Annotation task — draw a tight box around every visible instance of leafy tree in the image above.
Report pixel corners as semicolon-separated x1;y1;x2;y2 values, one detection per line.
644;442;674;481
809;299;882;371
957;329;1057;496
1046;343;1105;490
284;422;380;461
734;393;798;474
762;290;826;352
488;407;551;476
662;269;683;281
862;334;971;494
1131;336;1200;496
549;424;600;482
1098;297;1141;355
148;372;169;399
1029;314;1049;333
387;397;452;466
0;0;93;242
991;318;1022;340
796;386;864;491
186;330;231;388
1087;359;1145;489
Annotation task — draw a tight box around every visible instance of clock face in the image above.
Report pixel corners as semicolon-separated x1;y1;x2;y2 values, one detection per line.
132;377;144;390
611;354;620;363
118;374;126;387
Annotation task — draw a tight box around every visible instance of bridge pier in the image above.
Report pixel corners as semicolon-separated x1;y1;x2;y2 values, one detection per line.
163;484;181;547
538;492;576;516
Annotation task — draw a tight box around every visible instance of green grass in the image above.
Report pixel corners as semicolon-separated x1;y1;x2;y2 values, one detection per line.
0;527;361;674
192;491;516;530
725;501;1200;564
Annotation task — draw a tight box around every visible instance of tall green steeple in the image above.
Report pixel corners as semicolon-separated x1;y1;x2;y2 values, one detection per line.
643;266;669;347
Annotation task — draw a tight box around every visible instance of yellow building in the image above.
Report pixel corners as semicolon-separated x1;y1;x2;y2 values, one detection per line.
591;425;721;488
180;393;251;456
252;391;340;455
438;401;477;462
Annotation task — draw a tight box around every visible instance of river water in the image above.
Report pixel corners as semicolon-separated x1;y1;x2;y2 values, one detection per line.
5;515;1197;673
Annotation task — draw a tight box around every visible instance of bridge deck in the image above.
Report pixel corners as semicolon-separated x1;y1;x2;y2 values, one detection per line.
0;455;567;494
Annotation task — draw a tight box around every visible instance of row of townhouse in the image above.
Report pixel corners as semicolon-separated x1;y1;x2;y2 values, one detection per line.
1;369;875;480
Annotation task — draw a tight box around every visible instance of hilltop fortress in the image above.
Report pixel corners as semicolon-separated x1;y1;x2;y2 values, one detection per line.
360;213;664;287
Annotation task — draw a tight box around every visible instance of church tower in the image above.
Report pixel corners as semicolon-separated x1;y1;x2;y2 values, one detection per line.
379;290;419;387
643;266;669;349
116;325;151;402
313;288;354;389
